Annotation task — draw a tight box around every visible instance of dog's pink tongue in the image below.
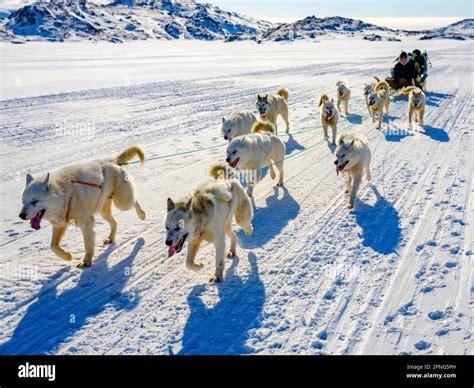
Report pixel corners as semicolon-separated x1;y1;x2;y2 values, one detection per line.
30;214;42;230
168;246;176;258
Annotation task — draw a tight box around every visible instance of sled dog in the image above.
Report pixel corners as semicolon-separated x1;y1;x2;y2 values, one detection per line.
319;94;339;145
225;132;286;197
221;111;258;141
165;164;253;282
402;86;426;130
335;81;351;115
256;87;290;134
19;147;146;268
251;120;276;134
363;79;376;115
334;133;372;209
368;79;390;129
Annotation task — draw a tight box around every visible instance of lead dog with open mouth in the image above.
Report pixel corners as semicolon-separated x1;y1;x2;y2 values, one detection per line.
165;164;253;282
225;131;286;198
19;146;146;268
334;133;372;209
319;94;340;145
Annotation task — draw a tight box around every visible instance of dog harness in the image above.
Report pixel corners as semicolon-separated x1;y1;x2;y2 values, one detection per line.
73;180;102;189
65;179;103;223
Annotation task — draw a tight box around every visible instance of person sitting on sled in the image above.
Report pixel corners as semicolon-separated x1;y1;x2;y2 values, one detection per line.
386;51;417;90
412;49;429;86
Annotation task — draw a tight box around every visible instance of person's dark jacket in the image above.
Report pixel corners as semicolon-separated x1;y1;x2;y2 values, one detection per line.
415;55;426;76
393;60;415;82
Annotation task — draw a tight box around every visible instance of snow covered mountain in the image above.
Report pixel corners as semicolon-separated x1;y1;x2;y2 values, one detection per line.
254;16;402;42
0;0;272;42
418;18;474;41
251;16;473;42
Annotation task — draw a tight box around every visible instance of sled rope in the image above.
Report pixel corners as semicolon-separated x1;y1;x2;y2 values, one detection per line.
121;105;366;167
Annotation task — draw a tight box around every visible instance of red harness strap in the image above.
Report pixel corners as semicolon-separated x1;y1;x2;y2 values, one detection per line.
74;180;102;189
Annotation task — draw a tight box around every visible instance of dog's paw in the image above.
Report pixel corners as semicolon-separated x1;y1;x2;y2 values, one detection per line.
226;250;236;258
61;251;73;261
186;261;204;272
244;226;253;236
103;238;114;245
277;182;284;188
344;189;350;195
347;203;354;210
137;210;146;221
209;274;223;283
77;261;92;269
366;175;372;182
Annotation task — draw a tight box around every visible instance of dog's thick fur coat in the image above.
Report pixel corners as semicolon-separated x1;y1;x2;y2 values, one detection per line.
334;133;372;209
319;94;340;145
165;165;253;282
335;81;351;115
402;86;426;130
368;79;390;129
251;120;276;134
256;87;290;134
226;132;286;197
19;146;146;267
221;111;258;141
363;77;379;115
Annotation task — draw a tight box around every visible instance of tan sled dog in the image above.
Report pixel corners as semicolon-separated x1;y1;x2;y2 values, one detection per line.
402;86;426;130
319;94;339;145
256;87;290;134
165;164;253;282
335;81;351;115
368;79;390;129
19;147;146;268
251;120;276;134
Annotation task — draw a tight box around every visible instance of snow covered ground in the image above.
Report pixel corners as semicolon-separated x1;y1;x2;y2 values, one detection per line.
0;38;472;355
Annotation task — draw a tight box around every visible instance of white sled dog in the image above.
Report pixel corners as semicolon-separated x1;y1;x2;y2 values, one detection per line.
165;164;253;282
256;87;290;134
335;81;351;115
402;86;426;130
221;111;258;141
19;147;146;268
334;133;372;209
225;131;285;197
368;79;390;129
319;94;339;145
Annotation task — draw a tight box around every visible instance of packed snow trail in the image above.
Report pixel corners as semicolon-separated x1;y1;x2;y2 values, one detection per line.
0;40;471;355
